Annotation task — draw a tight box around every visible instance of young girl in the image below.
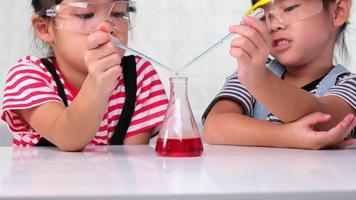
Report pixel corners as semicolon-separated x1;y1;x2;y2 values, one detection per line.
1;0;168;151
203;0;356;149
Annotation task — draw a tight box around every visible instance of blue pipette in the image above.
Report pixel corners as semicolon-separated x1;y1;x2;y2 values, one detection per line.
110;7;266;74
110;35;177;73
178;8;265;73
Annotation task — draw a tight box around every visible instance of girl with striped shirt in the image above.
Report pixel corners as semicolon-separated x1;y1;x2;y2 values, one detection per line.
1;0;168;151
203;0;356;149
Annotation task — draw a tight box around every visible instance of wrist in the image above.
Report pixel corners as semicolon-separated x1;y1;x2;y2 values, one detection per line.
83;76;114;99
238;66;270;89
80;78;111;109
274;123;295;148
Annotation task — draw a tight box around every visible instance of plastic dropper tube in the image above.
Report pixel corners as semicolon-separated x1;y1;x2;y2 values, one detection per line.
178;8;265;73
109;35;177;73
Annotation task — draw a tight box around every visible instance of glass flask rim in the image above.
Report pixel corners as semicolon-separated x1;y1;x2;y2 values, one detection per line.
169;76;188;82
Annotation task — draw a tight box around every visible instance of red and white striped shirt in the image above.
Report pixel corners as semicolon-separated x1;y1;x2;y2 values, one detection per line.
1;55;168;146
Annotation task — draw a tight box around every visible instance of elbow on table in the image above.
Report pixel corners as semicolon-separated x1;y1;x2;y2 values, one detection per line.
202;122;222;145
57;145;86;152
55;141;86;152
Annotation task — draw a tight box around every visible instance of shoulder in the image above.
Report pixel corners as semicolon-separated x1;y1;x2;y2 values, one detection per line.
325;65;356;109
135;56;158;76
11;55;47;70
134;56;163;86
6;55;52;83
226;71;238;81
328;64;356;86
335;71;356;84
2;55;62;110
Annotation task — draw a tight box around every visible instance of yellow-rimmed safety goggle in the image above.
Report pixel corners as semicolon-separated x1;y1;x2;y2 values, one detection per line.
246;0;351;25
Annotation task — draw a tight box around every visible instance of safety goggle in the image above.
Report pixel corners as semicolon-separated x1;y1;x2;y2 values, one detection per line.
39;1;136;35
247;0;324;30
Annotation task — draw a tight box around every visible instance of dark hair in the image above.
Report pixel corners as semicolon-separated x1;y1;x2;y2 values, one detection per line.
32;0;62;13
31;0;63;57
250;0;349;62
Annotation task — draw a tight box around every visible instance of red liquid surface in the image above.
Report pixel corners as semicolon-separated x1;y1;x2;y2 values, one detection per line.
155;137;203;157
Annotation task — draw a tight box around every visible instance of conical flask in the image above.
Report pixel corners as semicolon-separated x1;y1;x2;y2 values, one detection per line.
155;76;203;157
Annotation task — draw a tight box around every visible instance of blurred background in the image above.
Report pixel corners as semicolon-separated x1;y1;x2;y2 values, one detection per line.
0;0;355;145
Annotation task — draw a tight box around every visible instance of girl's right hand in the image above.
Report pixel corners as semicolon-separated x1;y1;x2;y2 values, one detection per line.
282;113;356;150
84;30;122;97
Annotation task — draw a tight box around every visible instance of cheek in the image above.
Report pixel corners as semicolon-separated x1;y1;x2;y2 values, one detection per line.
62;38;86;60
55;32;87;53
53;33;87;68
301;24;331;48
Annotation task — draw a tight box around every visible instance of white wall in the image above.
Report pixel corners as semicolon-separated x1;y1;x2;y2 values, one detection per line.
1;1;356;144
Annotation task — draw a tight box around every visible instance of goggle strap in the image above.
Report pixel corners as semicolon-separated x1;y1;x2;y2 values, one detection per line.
45;8;56;17
246;0;271;15
128;2;137;13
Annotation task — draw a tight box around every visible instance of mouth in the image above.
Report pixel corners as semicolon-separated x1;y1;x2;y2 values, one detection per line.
272;38;291;52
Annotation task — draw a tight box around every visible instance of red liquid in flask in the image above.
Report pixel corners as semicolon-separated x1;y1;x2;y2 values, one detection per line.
155;137;203;157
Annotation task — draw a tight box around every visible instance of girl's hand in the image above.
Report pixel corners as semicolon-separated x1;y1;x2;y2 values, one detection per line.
283;113;356;150
229;16;271;86
84;29;122;97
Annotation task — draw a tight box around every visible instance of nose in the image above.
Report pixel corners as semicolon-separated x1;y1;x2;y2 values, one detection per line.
97;21;118;35
268;15;286;32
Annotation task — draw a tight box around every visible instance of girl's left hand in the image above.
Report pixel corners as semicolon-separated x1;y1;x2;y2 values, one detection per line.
229;16;271;86
284;112;356;150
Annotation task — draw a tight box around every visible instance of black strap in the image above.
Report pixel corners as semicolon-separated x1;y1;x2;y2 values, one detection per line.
110;55;137;145
37;56;137;146
36;58;67;147
41;58;68;106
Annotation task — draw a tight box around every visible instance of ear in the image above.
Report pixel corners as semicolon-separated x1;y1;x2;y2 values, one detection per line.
31;14;55;43
331;0;351;27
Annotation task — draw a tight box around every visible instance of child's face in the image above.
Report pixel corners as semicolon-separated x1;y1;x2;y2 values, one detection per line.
49;0;130;72
263;0;335;67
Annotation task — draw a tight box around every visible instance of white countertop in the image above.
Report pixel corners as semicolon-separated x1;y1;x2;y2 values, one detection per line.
1;145;356;200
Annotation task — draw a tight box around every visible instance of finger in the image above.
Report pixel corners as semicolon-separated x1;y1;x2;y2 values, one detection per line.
242;16;270;44
340;113;356;128
301;112;331;127
230;47;251;65
241;15;270;43
88;41;119;61
337;115;356;140
231;37;257;58
87;31;110;50
330;113;355;136
103;65;122;81
100;53;122;72
333;139;356;148
90;53;122;74
325;114;355;146
229;25;266;51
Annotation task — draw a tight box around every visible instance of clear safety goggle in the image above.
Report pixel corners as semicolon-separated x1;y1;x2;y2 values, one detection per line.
248;0;323;30
39;1;136;35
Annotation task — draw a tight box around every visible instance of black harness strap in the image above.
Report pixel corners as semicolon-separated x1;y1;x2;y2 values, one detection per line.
36;56;137;146
41;58;68;106
110;55;137;145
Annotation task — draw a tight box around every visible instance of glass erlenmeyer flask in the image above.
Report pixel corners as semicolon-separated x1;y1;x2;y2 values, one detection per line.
155;76;203;157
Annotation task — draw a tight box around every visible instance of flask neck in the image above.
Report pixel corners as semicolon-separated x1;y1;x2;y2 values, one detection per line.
169;76;188;100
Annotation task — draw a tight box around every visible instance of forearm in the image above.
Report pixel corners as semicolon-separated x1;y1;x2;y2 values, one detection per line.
204;112;289;147
54;98;107;150
23;79;112;151
52;80;112;150
243;70;322;122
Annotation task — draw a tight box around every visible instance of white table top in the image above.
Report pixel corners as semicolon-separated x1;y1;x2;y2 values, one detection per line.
1;145;356;200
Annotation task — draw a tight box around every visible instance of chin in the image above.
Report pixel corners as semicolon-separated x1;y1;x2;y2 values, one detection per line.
271;53;299;67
